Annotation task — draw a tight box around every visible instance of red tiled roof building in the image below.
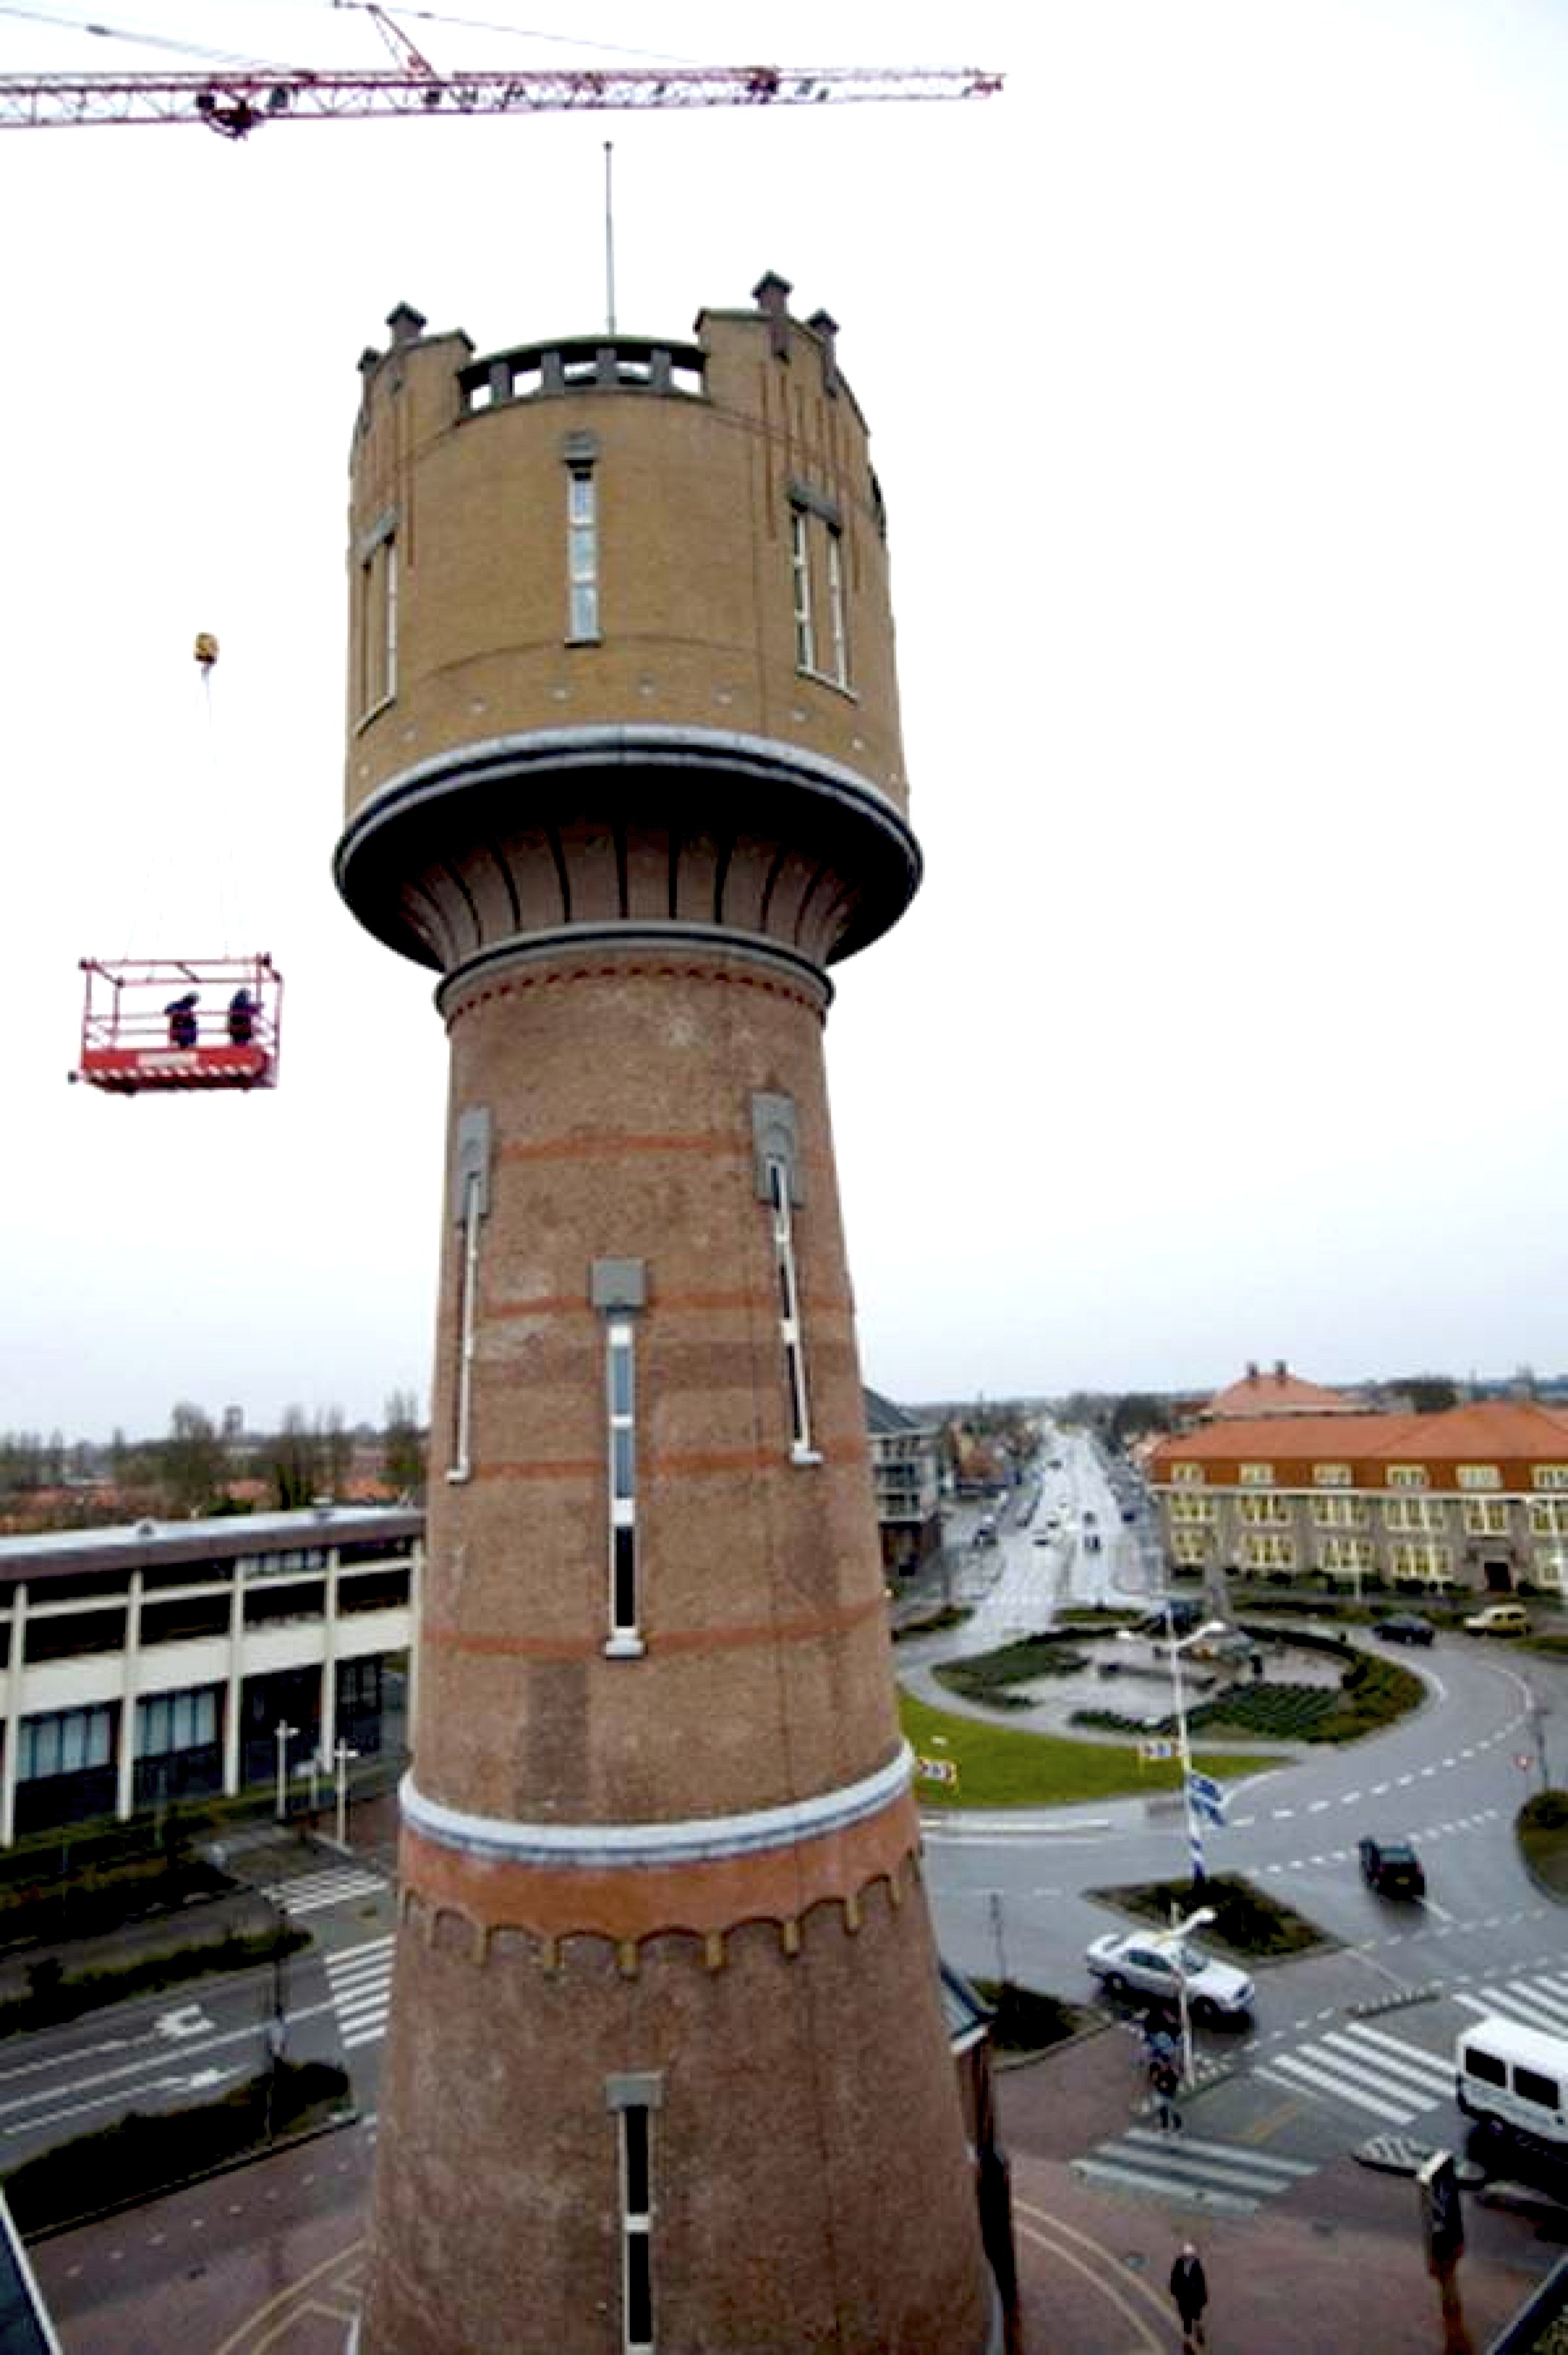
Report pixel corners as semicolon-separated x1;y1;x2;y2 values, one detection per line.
1151;1392;1568;1596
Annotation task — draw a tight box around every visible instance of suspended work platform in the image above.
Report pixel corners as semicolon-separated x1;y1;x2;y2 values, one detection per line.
73;955;283;1094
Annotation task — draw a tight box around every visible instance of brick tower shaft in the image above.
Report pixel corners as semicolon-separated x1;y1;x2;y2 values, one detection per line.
338;277;999;2353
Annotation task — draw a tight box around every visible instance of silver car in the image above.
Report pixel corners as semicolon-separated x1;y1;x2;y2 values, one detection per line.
1086;1931;1254;2022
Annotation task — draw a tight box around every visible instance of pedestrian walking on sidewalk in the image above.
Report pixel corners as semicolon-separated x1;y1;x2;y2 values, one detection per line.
1151;2051;1182;2132
1169;2243;1208;2350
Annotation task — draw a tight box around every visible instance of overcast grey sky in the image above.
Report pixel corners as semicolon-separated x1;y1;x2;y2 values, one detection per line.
3;0;1565;1439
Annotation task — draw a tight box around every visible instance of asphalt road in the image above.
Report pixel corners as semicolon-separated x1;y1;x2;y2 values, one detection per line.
0;1858;395;2173
18;1421;1568;2343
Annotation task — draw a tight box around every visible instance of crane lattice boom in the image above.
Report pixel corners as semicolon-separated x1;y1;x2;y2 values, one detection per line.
0;61;1002;136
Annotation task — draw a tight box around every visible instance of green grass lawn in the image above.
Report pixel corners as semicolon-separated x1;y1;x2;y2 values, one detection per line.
900;1688;1282;1809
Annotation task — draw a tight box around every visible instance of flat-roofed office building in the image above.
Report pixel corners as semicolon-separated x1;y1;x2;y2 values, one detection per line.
0;1506;419;1842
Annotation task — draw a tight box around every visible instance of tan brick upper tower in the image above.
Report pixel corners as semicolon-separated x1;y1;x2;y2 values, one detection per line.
336;276;998;2354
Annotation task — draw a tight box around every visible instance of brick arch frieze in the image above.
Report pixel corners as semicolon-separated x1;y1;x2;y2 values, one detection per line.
393;1842;924;1979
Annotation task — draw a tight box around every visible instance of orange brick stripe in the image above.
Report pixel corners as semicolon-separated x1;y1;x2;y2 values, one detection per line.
497;1130;834;1172
421;1588;885;1661
501;1130;749;1164
399;1783;921;1943
481;1434;869;1480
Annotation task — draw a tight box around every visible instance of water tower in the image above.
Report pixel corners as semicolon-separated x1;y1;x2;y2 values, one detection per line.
336;275;998;2353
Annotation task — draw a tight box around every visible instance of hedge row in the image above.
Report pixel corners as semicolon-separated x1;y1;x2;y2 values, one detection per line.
3;2057;350;2234
0;1922;310;2041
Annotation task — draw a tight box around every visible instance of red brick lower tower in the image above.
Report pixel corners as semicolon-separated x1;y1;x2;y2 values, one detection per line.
337;284;1000;2353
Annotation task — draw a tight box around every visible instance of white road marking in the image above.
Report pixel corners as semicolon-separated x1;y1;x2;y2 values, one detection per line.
1256;2054;1416;2123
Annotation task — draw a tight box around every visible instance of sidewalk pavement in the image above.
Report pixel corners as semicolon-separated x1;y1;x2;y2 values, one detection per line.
999;2030;1548;2352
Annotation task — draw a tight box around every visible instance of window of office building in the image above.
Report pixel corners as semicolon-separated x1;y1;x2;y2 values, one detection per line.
1386;1498;1448;1534
1387;1465;1428;1490
1238;1463;1274;1487
1243;1533;1294;1570
1389;1540;1449;1583
1463;1499;1511;1537
1457;1464;1501;1490
135;1687;218;1759
1314;1463;1352;1487
18;1706;112;1781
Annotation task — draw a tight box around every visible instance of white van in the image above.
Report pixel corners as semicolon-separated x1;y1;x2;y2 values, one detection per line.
1455;2015;1568;2151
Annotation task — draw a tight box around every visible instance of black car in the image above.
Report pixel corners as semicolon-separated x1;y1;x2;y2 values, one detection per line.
1374;1613;1435;1647
1359;1836;1426;1898
1137;1598;1202;1638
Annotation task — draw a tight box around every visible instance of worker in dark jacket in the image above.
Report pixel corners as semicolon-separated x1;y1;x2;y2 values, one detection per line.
1169;2244;1209;2349
165;991;199;1048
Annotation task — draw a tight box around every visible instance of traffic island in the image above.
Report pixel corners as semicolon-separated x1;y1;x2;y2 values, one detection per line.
968;1978;1095;2060
1516;1788;1568;1899
1084;1871;1330;1961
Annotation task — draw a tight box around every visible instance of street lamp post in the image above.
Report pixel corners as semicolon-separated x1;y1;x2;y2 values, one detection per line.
333;1737;360;1849
1165;1902;1217;2092
1165;1603;1204;1888
1117;1609;1226;1889
273;1719;299;1824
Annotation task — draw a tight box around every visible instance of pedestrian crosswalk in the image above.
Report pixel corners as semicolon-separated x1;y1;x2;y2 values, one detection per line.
1254;1973;1568;2131
261;1862;389;1918
325;1934;397;2051
1455;1971;1568;2038
1256;2018;1454;2126
1072;2126;1316;2216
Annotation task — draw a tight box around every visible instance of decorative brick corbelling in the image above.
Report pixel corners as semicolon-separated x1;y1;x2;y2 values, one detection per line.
444;951;828;1030
397;1784;921;1945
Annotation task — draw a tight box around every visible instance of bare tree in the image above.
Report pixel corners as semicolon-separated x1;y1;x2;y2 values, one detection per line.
382;1390;427;1501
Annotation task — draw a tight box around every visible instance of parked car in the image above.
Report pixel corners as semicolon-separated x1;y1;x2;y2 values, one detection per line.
1137;1599;1202;1638
1457;2015;1568;2153
1463;1602;1529;1638
1085;1931;1254;2022
1374;1613;1435;1648
1358;1836;1426;1898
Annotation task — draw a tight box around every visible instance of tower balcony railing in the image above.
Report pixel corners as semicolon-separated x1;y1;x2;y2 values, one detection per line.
461;335;706;415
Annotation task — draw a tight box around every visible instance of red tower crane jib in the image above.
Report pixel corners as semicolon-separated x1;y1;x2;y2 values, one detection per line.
0;61;1002;135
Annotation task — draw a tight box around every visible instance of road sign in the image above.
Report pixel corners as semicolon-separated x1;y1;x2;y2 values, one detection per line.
1186;1771;1227;1826
1139;1739;1175;1762
917;1755;958;1787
